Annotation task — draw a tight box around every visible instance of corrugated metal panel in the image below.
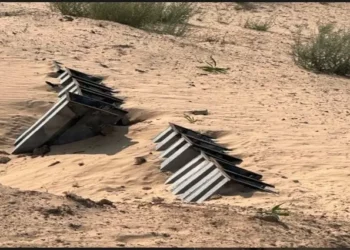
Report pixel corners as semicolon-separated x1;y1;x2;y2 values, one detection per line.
154;122;230;152
58;70;68;80
80;86;124;105
13;92;126;154
15;96;68;146
165;154;205;185
155;131;178;151
13;63;128;154
160;137;186;159
154;123;276;203
160;143;197;172
170;160;209;189
170;123;215;142
60;68;104;86
171;161;215;195
183;170;226;203
58;81;76;97
153;126;173;143
180;167;223;200
13;97;71;153
195;177;230;203
57;80;123;107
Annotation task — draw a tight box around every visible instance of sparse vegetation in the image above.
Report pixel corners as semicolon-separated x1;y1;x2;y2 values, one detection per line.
184;114;198;124
234;2;257;11
197;56;229;74
50;2;197;36
49;2;89;17
244;17;274;32
257;203;290;222
0;10;24;17
292;23;350;77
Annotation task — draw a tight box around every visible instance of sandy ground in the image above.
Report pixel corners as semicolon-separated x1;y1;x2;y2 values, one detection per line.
0;2;350;247
1;183;350;247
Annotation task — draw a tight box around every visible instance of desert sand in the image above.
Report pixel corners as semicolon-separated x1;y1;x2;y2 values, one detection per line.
0;2;349;247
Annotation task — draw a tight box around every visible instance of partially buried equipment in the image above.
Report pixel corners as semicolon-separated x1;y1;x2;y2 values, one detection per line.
12;62;128;154
153;123;276;203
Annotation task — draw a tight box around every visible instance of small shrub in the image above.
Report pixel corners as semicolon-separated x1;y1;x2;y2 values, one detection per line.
184;114;197;124
197;56;229;74
244;17;274;31
292;23;350;76
50;2;196;36
49;2;89;17
234;2;257;11
257;203;290;222
0;10;24;17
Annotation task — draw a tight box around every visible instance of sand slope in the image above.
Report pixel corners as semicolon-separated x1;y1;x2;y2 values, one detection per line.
0;3;350;246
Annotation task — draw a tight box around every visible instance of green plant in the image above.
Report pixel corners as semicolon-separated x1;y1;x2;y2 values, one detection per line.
292;23;350;76
244;17;274;31
258;203;290;221
184;114;197;124
49;2;90;17
50;2;196;36
197;56;229;74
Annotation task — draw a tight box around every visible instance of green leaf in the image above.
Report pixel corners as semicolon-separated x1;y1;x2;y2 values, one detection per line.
272;202;285;213
210;55;217;67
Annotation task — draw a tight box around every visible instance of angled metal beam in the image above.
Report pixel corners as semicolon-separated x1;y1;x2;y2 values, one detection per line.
182;133;230;152
155;131;179;151
223;167;274;188
210;158;276;193
195;177;230;203
169;160;209;189
13;96;74;154
154;123;276;203
183;170;228;203
171;161;215;195
206;155;260;180
13;92;127;154
59;68;103;85
191;144;243;165
57;80;123;106
169;123;214;140
180;167;224;200
80;86;124;105
160;142;198;172
165;154;205;185
154;123;231;152
53;60;64;74
15;96;68;146
160;137;187;159
153;126;173;143
57;81;80;98
72;77;117;94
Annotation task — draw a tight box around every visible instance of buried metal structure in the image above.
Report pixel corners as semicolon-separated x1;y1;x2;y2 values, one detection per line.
53;61;104;85
57;79;123;105
153;123;276;203
13;62;128;154
13;92;127;154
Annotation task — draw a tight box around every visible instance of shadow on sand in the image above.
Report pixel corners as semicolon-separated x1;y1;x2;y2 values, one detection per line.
47;126;138;156
216;181;260;198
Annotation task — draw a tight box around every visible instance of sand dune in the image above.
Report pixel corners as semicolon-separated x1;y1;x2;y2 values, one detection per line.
0;2;350;246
